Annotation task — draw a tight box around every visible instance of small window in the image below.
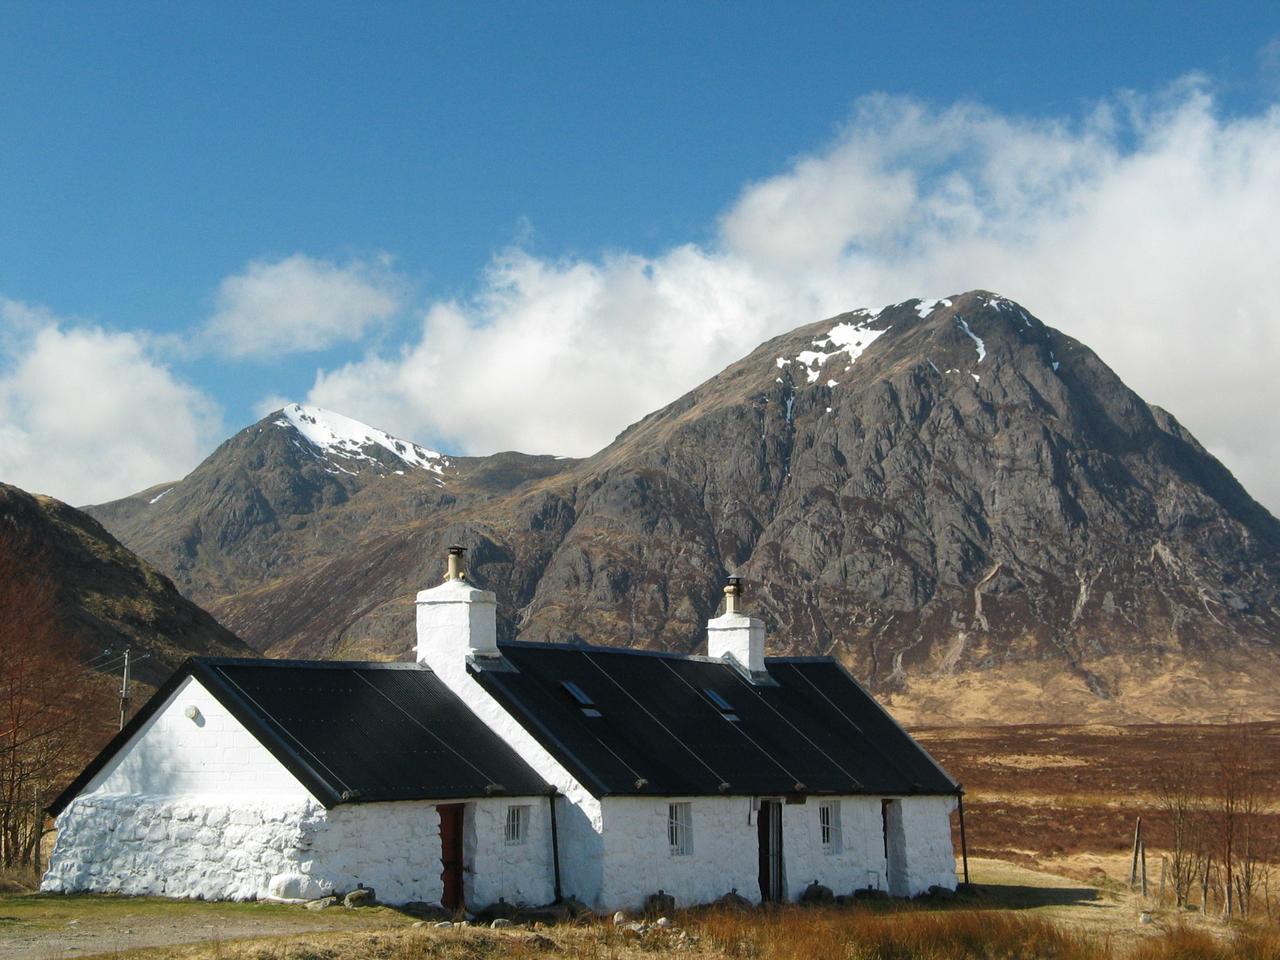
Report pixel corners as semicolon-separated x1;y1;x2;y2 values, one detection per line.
668;802;693;856
505;804;530;845
819;801;841;854
562;681;601;716
704;688;740;722
704;689;733;711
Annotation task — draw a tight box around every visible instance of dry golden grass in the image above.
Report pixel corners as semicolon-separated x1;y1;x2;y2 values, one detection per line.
90;908;1280;960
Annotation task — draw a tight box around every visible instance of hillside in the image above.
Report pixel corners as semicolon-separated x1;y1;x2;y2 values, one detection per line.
86;293;1280;722
0;482;252;683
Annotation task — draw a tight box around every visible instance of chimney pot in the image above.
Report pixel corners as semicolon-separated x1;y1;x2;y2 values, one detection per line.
723;576;742;614
445;544;467;581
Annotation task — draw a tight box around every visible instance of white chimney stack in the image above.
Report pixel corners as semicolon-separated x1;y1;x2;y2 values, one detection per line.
416;546;499;679
707;576;768;679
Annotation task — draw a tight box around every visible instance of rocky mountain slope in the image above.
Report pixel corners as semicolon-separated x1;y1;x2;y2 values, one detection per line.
86;294;1280;723
0;483;253;683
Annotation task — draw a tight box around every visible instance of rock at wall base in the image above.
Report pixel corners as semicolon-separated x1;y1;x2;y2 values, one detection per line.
713;890;754;912
800;881;834;905
343;887;377;908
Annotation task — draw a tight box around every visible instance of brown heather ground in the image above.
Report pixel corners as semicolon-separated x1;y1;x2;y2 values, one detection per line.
914;722;1280;880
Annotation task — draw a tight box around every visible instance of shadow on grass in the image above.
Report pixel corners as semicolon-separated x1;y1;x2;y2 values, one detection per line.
971;881;1103;910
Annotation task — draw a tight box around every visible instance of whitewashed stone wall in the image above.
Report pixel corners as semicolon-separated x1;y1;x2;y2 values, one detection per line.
598;797;759;910
584;794;957;910
44;794;324;900
466;798;556;908
895;795;959;894
43;793;554;906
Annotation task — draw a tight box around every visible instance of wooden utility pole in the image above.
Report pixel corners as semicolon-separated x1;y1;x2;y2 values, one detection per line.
118;648;131;731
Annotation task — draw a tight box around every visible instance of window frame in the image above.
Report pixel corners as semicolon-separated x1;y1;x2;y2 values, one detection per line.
504;803;530;846
818;800;841;855
667;801;693;856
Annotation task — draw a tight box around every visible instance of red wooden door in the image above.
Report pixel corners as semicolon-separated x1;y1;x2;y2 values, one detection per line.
438;803;465;911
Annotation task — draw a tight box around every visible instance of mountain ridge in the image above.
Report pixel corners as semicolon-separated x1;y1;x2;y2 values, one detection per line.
85;291;1280;723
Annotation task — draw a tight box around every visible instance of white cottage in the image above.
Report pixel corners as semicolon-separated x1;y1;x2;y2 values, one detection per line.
44;548;962;911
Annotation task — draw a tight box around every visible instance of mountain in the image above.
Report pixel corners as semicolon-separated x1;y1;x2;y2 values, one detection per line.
0;483;253;684
86;293;1280;723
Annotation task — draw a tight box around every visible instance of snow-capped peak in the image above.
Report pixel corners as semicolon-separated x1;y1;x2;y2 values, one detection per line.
274;404;448;477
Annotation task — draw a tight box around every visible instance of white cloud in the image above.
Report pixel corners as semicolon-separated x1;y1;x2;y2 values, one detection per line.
0;302;221;505
306;82;1280;514
204;254;402;358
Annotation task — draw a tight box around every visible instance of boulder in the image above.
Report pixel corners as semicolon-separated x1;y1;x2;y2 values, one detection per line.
927;884;957;900
853;887;889;901
267;872;330;902
304;896;337;911
713;889;754;912
343;887;377;908
491;918;513;929
800;881;834;905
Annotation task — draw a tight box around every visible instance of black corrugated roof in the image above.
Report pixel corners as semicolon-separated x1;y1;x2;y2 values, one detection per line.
49;658;549;815
471;643;957;799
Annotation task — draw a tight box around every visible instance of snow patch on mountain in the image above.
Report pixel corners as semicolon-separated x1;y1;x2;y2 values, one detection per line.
785;310;890;384
915;297;952;318
955;316;987;363
275;404;448;476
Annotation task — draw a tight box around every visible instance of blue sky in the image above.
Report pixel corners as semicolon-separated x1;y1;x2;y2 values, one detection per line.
2;2;1280;509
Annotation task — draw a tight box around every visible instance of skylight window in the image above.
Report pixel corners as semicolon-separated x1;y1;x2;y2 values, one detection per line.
704;688;740;722
562;680;602;717
704;689;733;711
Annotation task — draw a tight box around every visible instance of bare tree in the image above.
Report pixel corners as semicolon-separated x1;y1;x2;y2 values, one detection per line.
0;521;114;870
1155;758;1208;908
1201;722;1271;920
